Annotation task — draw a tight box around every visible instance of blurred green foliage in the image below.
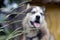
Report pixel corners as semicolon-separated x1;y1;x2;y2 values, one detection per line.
0;0;31;40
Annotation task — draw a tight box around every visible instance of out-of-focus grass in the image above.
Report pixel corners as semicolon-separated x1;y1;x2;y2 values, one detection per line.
0;36;7;40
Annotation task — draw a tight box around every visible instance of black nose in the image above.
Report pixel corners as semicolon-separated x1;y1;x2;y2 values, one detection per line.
36;15;40;20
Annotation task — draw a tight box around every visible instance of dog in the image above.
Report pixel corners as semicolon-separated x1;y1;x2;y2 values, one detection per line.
22;4;54;40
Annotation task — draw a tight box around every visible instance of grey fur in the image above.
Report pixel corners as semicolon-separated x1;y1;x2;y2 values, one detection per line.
22;6;54;40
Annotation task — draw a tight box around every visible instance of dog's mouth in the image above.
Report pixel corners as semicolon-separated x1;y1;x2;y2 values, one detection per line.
30;21;40;28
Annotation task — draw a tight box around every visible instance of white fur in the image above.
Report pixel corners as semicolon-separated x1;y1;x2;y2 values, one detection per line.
22;5;54;40
30;7;44;24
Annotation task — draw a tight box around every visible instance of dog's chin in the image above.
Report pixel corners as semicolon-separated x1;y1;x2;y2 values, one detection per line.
30;21;40;29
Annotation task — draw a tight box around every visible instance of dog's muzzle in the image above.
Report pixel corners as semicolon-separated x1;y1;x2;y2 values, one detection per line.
30;15;41;28
30;20;40;28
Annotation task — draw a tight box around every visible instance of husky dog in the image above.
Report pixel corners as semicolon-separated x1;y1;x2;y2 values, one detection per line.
22;4;54;40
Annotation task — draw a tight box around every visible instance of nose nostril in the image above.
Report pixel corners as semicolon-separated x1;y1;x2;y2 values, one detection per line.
36;15;40;20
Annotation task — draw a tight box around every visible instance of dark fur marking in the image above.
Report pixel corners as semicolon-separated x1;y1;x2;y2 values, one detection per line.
24;7;33;13
25;30;45;40
24;6;36;14
37;30;45;40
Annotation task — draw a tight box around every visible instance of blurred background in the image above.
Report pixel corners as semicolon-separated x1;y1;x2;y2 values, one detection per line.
0;0;60;40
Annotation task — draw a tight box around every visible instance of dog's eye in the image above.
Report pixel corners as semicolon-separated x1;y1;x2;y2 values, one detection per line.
31;11;36;14
40;13;44;15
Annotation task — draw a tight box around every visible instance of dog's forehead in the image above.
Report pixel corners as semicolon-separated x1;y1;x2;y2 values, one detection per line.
31;6;43;12
25;6;44;13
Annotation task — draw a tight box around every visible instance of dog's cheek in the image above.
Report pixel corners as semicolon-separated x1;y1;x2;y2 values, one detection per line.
30;15;36;21
26;14;32;21
40;16;44;23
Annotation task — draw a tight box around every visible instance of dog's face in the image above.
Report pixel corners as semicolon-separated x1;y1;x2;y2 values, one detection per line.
24;5;45;29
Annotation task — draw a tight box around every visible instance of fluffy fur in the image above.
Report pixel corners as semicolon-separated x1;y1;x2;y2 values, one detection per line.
22;4;54;40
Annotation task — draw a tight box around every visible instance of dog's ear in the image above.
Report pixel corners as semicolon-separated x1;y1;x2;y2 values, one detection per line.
24;4;32;14
41;6;45;12
26;4;30;9
40;6;45;15
24;7;32;14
